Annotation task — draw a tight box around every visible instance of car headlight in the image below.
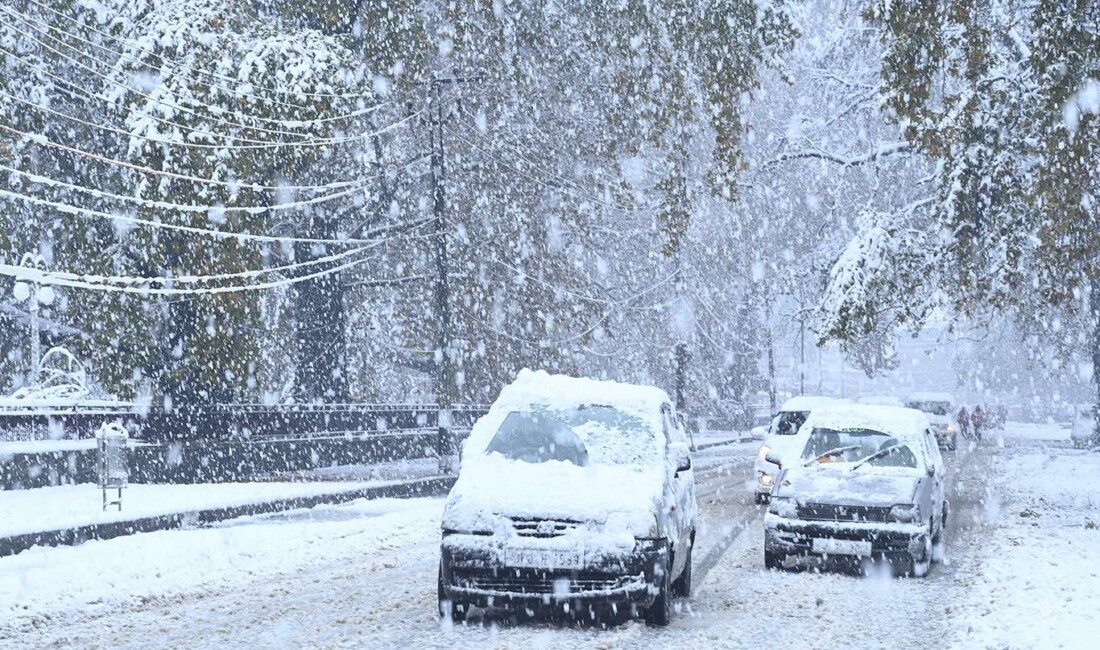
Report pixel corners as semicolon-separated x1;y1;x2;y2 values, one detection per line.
758;444;773;461
888;504;921;523
946;423;956;433
759;473;774;487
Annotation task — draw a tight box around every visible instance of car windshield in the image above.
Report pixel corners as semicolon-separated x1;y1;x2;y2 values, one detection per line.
906;400;951;416
801;427;919;468
774;410;809;436
485;405;657;467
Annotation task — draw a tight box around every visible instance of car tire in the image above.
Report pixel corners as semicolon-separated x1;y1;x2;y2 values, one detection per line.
672;536;694;598
438;564;466;623
754;493;768;505
764;550;785;570
645;549;673;627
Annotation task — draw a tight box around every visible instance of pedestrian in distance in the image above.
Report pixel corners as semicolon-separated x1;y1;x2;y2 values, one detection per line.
957;406;971;439
972;405;985;441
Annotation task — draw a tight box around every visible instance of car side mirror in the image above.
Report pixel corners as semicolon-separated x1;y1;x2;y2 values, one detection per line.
764;452;783;469
671;443;692;474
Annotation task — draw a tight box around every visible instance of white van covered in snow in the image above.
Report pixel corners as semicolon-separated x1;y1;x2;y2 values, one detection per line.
753;395;838;503
438;370;697;626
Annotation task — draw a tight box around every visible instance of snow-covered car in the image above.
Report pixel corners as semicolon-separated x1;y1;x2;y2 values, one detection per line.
438;370;697;626
905;392;957;450
856;395;904;407
753;395;838;504
1071;406;1096;449
763;404;947;577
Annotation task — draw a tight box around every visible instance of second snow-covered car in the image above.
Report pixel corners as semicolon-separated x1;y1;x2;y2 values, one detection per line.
1072;406;1096;449
754;395;838;503
764;404;948;577
905;392;957;450
438;370;697;626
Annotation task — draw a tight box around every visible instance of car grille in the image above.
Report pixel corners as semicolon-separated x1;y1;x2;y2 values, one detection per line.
455;568;636;595
796;502;891;523
509;517;582;538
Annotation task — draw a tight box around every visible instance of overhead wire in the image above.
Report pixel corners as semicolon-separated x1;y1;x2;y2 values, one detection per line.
0;15;429;146
0;156;429;217
0;252;376;296
17;0;387;102
0;184;424;246
0;2;388;123
0;42;425;149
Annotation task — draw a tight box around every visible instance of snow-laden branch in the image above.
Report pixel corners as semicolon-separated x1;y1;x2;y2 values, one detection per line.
760;141;911;169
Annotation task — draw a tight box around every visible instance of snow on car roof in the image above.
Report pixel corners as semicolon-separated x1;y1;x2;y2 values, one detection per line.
803;404;930;441
779;395;838;412
905;391;955;404
489;369;671;416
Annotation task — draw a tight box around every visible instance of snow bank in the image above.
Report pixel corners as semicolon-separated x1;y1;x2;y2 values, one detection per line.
951;449;1100;647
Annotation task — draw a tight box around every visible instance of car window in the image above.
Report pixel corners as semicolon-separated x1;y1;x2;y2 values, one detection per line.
773;410;809;436
660;403;676;444
486;405;658;467
801;427;919;468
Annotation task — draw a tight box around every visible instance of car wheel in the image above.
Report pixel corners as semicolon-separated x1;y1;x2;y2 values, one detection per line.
672;536;694;598
438;564;466;623
754;493;768;505
645;549;673;626
764;550;786;570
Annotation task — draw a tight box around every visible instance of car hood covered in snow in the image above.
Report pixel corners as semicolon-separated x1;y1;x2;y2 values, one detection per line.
774;464;922;506
442;456;661;536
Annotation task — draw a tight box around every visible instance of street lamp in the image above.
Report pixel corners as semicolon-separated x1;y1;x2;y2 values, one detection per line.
12;252;54;382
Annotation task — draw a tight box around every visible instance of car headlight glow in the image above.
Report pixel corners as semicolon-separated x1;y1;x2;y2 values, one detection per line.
946;423;956;433
759;473;774;487
888;504;921;523
758;444;772;461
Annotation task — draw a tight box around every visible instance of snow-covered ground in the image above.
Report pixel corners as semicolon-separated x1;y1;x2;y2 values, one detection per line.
1;425;1096;649
0;481;400;537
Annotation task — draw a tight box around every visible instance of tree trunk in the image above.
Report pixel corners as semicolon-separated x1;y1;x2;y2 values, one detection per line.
293;215;349;403
1092;274;1100;442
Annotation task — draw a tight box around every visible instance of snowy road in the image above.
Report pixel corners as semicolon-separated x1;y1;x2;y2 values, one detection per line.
3;433;1095;649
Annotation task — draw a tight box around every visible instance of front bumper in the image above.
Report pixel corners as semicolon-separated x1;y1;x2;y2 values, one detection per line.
439;536;667;608
763;513;929;559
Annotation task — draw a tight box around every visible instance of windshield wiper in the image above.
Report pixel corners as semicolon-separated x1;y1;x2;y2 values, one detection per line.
803;445;862;466
850;445;903;471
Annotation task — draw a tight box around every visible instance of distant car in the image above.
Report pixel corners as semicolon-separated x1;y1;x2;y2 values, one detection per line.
438;370;697;626
763;404;948;577
856;395;904;407
1072;406;1096;449
753;396;838;504
905;392;957;450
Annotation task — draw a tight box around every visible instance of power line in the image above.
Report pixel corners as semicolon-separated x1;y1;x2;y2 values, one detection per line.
0;122;365;193
0;84;420;152
0;185;420;247
0;2;387;122
0;156;428;217
0;252;375;296
0;18;403;144
6;245;372;287
17;0;386;103
0;40;424;149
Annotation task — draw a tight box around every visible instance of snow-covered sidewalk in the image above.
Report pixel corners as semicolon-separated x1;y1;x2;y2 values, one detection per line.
0;480;408;538
949;438;1100;647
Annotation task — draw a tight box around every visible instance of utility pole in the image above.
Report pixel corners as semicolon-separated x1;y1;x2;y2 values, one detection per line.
428;75;480;473
429;78;453;474
13;252;51;383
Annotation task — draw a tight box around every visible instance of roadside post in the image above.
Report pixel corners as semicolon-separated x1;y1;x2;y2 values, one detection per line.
96;421;129;511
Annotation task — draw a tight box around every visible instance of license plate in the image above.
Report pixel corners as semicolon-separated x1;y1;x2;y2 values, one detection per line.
504;547;584;569
811;537;872;556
